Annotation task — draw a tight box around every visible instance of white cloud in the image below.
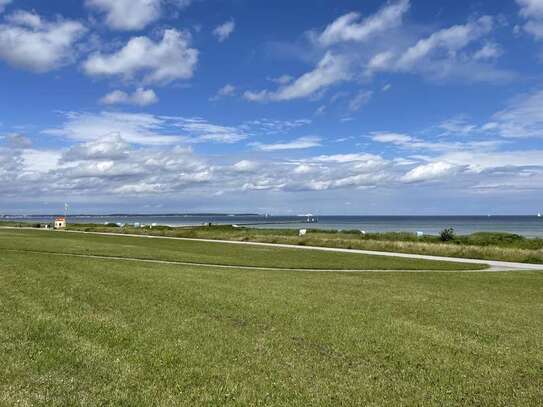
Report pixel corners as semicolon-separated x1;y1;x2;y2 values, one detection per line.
22;149;62;173
318;0;410;46
293;164;316;174
43;112;253;146
240;118;311;136
3;133;32;149
438;117;478;135
251;136;321;151
244;52;349;101
43;111;185;145
517;0;543;39
100;88;158;106
402;161;458;183
209;84;236;101
473;42;503;60
518;0;543;18
172;117;248;143
63;135;130;161
363;15;512;83
0;11;86;72
56;141;212;195
348;90;373;112
269;75;293;85
396;16;494;69
232;160;258;172
85;0;191;31
213;19;235;42
83;29;198;84
372;132;413;144
436;150;543;173
524;20;543;38
484;89;543;138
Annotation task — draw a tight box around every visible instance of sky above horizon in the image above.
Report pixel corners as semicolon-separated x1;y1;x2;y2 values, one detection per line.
1;0;543;215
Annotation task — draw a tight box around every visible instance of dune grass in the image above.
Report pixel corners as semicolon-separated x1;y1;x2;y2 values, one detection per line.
0;248;542;405
0;229;485;270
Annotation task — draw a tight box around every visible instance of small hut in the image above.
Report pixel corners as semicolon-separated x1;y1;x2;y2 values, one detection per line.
54;216;66;229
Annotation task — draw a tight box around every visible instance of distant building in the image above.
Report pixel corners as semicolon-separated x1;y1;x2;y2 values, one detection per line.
54;217;66;229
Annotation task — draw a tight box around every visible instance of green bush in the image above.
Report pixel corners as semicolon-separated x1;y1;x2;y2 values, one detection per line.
440;228;456;242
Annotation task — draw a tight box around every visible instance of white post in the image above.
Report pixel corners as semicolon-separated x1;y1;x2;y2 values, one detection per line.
64;203;69;227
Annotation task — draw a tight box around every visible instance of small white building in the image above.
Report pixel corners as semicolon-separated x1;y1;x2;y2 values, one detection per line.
54;217;66;229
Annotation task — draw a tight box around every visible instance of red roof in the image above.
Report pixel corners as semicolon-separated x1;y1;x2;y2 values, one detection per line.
55;217;65;221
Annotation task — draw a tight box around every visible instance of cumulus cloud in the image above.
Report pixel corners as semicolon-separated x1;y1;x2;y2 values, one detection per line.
246;1;507;107
62;135;130;161
518;0;543;17
0;10;86;72
3;133;32;149
232;160;258;172
0;146;24;186
517;0;543;39
244;52;350;101
251;136;321;151
362;15;513;83
85;0;192;31
59;140;212;195
213;19;235;42
100;88;158;106
86;0;161;30
3;131;543;202
318;0;410;46
83;29;198;84
401;161;458;183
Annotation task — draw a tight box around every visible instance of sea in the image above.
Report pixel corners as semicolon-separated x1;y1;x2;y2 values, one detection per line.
5;215;543;238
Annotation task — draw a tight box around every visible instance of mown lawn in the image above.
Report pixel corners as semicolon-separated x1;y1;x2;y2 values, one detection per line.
0;229;484;271
59;222;543;264
0;233;542;405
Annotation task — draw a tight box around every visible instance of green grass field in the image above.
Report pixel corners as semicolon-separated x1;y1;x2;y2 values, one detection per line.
1;229;542;405
0;229;484;271
59;222;543;264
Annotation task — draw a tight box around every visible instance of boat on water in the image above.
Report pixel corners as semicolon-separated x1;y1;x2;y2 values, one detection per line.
538;212;542;218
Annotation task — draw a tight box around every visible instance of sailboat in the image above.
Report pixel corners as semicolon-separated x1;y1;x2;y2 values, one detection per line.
538;212;542;218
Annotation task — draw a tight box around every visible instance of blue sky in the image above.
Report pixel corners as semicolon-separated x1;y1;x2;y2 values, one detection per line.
1;0;543;215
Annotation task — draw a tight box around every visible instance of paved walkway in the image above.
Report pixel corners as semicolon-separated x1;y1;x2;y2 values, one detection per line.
2;226;543;272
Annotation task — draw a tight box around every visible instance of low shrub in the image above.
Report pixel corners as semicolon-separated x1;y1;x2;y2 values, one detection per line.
440;228;456;242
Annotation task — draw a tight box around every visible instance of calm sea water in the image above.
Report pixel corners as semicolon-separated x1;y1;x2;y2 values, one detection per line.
7;215;543;237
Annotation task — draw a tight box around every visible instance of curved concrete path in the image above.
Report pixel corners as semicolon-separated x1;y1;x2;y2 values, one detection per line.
2;227;542;272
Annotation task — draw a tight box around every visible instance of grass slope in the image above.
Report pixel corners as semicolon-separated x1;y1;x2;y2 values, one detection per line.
0;229;484;270
61;223;543;264
0;251;542;405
